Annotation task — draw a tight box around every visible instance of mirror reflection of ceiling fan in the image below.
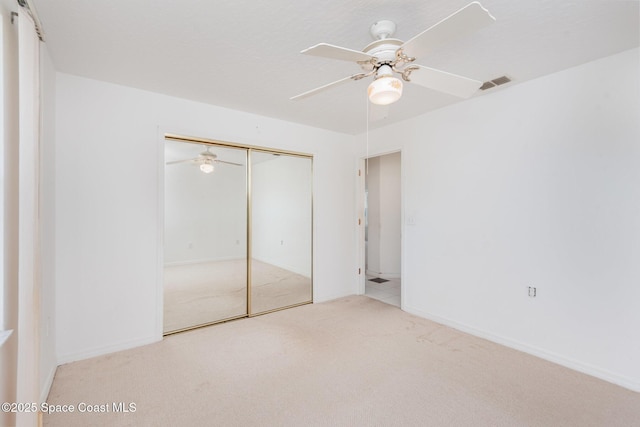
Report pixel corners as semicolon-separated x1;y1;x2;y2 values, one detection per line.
166;146;243;174
291;2;495;105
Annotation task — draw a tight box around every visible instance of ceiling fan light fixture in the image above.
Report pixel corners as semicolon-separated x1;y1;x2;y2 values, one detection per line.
368;75;403;105
200;161;214;174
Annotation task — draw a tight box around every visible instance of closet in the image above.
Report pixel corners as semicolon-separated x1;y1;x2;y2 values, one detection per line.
162;134;312;334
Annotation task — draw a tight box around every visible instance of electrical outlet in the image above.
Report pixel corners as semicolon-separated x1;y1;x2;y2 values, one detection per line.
528;286;537;297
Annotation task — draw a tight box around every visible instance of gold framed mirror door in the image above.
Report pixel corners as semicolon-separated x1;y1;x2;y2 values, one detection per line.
249;150;313;315
163;136;313;334
163;140;248;333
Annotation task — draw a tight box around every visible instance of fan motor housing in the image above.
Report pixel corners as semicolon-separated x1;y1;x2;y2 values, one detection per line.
361;38;403;71
200;151;217;160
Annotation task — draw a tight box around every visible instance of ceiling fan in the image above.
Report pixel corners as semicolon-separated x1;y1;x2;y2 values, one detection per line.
290;2;495;106
166;146;243;174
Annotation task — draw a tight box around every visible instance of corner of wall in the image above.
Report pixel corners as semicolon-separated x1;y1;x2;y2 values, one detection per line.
403;304;640;393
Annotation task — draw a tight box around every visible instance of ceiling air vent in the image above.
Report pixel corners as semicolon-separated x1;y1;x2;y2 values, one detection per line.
480;75;512;90
480;81;496;90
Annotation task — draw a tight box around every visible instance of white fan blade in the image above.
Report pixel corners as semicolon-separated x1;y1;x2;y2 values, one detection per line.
216;160;244;167
407;65;482;98
301;43;375;63
401;2;495;59
166;158;197;165
290;74;362;101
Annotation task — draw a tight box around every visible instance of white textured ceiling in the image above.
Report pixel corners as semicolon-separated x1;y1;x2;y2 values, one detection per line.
31;0;639;135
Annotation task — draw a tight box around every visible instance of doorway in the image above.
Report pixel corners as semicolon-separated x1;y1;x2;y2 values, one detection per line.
363;152;401;307
162;135;313;334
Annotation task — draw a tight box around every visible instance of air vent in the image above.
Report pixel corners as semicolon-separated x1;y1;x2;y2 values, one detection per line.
491;76;511;86
480;75;512;91
479;81;496;91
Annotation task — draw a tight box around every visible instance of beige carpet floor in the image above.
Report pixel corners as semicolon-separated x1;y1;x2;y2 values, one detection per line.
164;259;311;332
45;296;640;426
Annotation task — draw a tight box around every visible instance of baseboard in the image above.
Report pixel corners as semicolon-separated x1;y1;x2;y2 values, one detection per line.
166;257;312;279
252;256;311;278
164;256;242;267
314;290;355;304
40;365;57;403
403;304;640;393
57;334;161;365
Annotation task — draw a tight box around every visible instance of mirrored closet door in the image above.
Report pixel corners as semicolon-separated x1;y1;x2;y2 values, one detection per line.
250;151;313;315
163;136;313;334
163;140;248;333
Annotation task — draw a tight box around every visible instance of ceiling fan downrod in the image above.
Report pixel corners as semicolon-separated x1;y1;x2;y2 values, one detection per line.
369;20;397;40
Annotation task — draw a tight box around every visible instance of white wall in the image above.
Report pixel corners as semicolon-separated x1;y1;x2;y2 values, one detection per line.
357;48;640;391
379;153;401;276
365;157;380;273
366;152;401;278
55;73;357;363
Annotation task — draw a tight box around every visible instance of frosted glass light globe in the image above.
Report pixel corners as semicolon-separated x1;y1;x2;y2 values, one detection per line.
368;76;403;105
200;162;214;173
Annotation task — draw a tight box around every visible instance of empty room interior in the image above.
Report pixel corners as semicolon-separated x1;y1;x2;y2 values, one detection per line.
1;0;639;426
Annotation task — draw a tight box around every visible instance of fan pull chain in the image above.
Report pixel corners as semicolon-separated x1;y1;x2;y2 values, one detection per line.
365;93;369;175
